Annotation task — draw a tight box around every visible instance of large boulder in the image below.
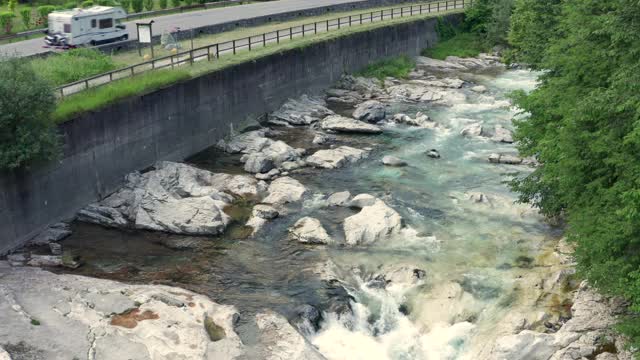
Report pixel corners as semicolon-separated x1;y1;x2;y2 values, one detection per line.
392;112;436;128
352;100;386;123
306;146;369;169
382;155;408;167
334;75;386;99
289;217;332;244
269;95;334;126
460;123;484;138
491;125;514;143
343;197;403;245
262;177;308;206
320;115;382;134
78;162;260;235
0;266;243;360
254;311;326;360
415;56;469;72
219;130;303;170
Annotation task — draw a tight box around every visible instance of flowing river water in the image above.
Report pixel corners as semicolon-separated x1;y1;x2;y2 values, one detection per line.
53;66;568;359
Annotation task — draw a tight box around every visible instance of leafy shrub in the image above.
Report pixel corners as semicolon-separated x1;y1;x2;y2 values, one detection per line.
36;5;55;26
29;48;117;86
170;0;180;8
119;0;130;11
19;8;31;29
421;32;486;60
158;0;167;9
143;0;153;11
7;0;16;13
63;1;77;8
96;0;118;5
184;0;193;6
130;0;143;12
0;12;14;33
0;58;59;170
435;16;457;41
81;0;93;7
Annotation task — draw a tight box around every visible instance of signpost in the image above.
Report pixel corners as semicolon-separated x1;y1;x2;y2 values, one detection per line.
136;20;155;58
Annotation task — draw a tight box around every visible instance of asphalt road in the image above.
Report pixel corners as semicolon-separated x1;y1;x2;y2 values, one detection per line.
0;0;373;57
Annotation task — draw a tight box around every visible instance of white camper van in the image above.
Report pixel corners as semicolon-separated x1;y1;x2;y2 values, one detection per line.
44;6;128;47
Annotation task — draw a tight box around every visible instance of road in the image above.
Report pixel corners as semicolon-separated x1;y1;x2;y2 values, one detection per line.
0;0;378;57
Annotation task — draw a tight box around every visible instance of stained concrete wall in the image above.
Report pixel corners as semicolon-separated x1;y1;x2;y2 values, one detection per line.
0;13;462;254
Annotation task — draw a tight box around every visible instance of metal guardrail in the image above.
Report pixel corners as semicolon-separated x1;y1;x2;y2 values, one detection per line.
0;0;251;43
55;0;471;97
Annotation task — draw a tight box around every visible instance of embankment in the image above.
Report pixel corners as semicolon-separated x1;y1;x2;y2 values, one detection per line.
0;13;462;254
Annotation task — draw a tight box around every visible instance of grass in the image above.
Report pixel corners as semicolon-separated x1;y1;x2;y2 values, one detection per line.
54;5;464;121
421;32;486;60
30;48;117;86
357;55;415;80
53;68;190;121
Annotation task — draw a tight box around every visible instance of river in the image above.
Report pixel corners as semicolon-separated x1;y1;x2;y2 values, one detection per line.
54;64;568;359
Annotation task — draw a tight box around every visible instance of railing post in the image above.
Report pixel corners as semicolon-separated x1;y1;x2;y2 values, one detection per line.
109;73;113;81
277;29;280;43
130;67;134;76
428;2;431;12
190;50;194;64
85;79;89;90
391;8;394;19
420;4;423;13
60;88;64;98
302;24;305;37
338;17;341;29
289;26;292;39
326;19;329;30
171;55;175;68
263;33;266;47
215;44;219;58
207;46;211;61
359;13;362;24
233;40;236;54
401;7;403;17
314;21;317;34
248;36;251;50
370;11;373;22
349;15;352;27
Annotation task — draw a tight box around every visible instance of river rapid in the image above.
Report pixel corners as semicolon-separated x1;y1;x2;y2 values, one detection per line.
54;60;571;359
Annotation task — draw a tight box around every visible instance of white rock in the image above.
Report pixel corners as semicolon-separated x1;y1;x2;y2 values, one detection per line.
320;115;383;134
471;85;488;93
382;155;408;167
289;217;332;244
327;191;351;206
460;123;484;137
352;100;386;123
244;153;275;174
392;112;436;128
255;311;325;360
0;346;10;360
262;177;308;206
492;125;514;143
489;153;523;165
269;95;334;125
491;331;559;360
306;146;368;169
252;204;279;220
343;199;403;245
415;56;469;72
348;194;377;208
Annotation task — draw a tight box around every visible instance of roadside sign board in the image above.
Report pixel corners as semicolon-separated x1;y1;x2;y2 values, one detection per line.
137;23;152;43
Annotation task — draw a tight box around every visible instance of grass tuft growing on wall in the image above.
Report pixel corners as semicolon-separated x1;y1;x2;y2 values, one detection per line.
53;69;191;122
421;32;487;60
357;55;416;80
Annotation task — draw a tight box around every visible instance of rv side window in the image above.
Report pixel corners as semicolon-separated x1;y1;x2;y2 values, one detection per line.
99;18;113;29
91;19;96;28
63;23;71;33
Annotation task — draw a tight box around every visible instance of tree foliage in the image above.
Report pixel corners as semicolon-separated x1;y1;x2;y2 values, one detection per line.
508;0;640;347
0;58;59;170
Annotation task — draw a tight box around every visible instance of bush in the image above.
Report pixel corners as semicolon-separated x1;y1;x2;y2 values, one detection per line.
81;0;93;7
158;0;166;9
96;0;117;5
0;12;14;33
184;0;193;6
36;5;55;26
130;0;142;12
7;0;16;13
119;0;130;11
30;48;117;86
0;58;59;170
197;0;205;4
421;32;487;60
19;8;31;29
143;0;152;11
357;55;415;81
63;1;77;8
170;0;180;8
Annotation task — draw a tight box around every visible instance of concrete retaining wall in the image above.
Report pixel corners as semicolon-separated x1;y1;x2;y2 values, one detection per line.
0;13;462;254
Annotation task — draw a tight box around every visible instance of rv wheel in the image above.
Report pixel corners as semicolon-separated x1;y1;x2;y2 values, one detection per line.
90;40;96;46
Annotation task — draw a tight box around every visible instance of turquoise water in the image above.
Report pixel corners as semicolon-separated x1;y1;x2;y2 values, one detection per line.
59;69;555;359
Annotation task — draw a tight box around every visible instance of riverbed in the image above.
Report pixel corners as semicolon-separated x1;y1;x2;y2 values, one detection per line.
53;63;570;359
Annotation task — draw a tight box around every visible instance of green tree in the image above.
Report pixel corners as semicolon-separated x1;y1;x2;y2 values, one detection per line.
119;0;130;11
130;0;143;12
170;0;180;9
0;12;14;33
36;5;55;26
19;8;31;29
158;0;166;9
508;0;562;68
7;0;16;13
509;0;640;348
143;0;153;11
0;58;59;170
183;0;192;6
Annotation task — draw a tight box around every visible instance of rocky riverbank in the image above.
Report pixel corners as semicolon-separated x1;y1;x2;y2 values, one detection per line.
2;54;634;359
